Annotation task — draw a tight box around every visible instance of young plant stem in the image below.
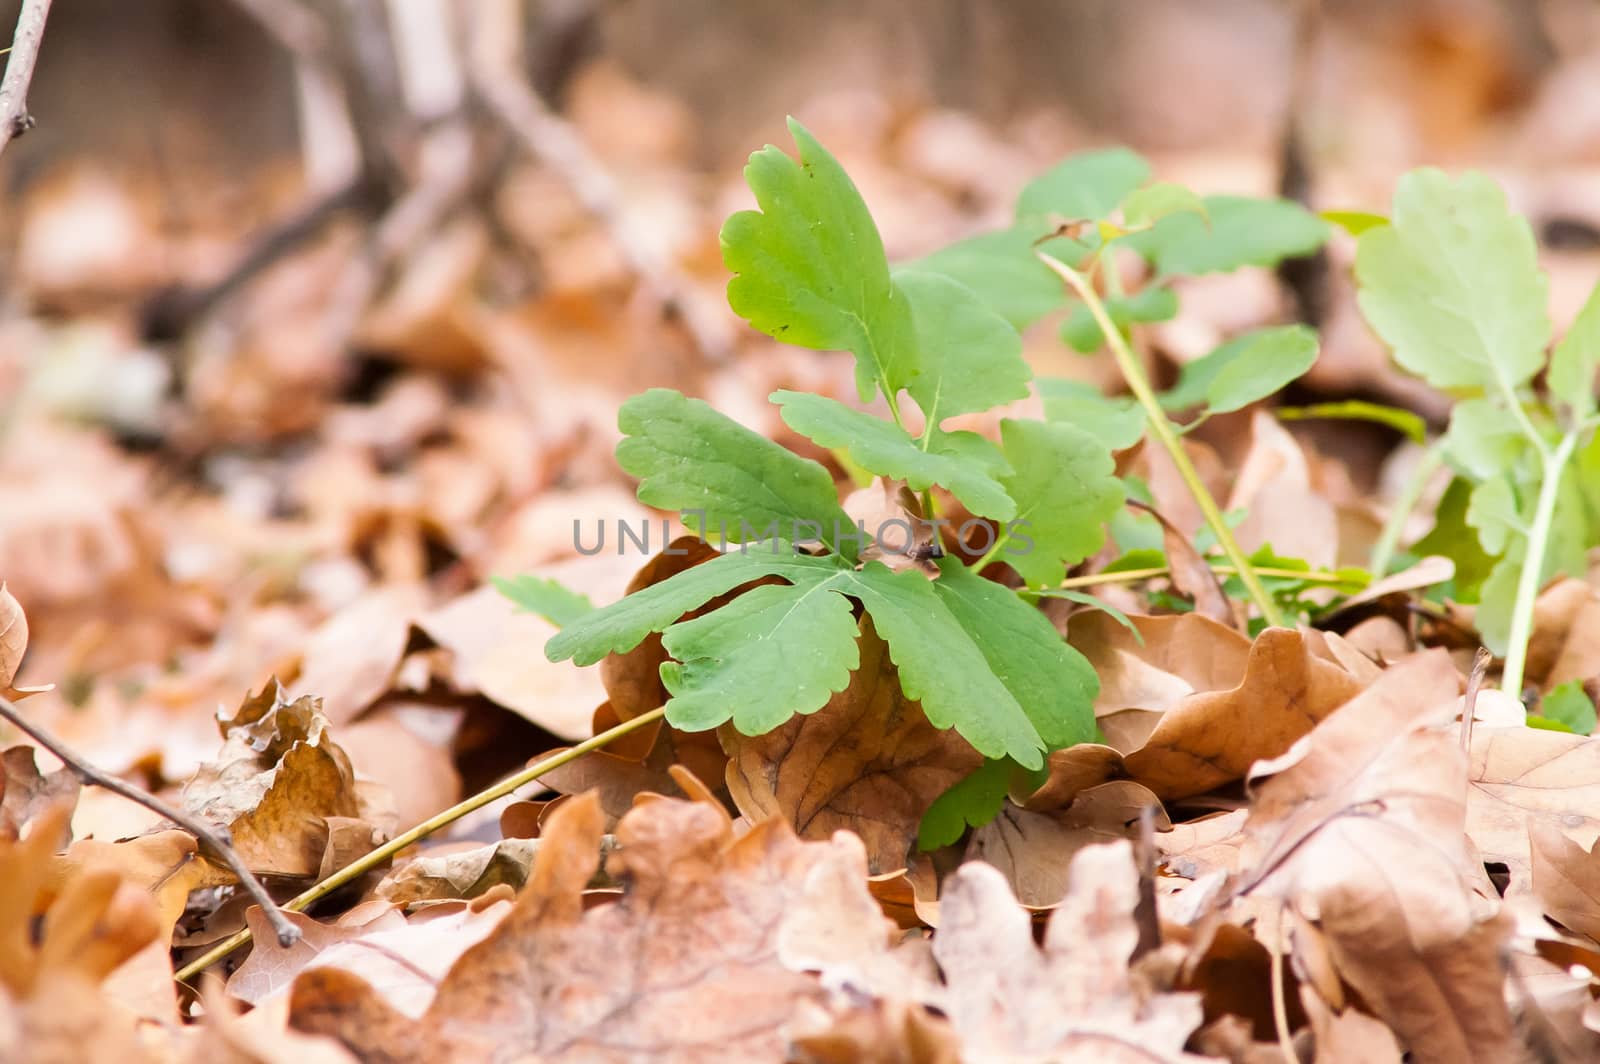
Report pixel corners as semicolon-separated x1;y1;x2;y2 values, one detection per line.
173;704;668;984
1036;563;1362;593
1036;251;1286;626
1368;437;1445;578
0;694;301;947
1500;429;1581;698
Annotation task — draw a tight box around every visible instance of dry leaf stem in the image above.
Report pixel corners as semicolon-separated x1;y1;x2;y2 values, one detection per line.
173;704;669;984
0;692;302;947
1035;251;1286;627
0;0;51;158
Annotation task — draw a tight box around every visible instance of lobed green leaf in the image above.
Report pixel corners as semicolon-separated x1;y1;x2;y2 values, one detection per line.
492;575;594;628
995;419;1125;588
897;271;1033;426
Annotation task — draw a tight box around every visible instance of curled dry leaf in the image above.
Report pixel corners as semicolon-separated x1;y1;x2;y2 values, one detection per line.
1529;818;1600;945
0;585;54;701
377;838;540;904
288;789;899;1062
1067;612;1365;799
1239;650;1513;1064
840;478;941;576
722;615;982;874
290;586;425;725
929;840;1205;1061
182;680;390;879
1525;579;1600;692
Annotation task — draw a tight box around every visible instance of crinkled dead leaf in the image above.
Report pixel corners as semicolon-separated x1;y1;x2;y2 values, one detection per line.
930;840;1205;1061
966;782;1167;909
1530;814;1600;943
188;984;361;1064
535;702;704;824
722;616;982;874
1526;579;1600;692
377;838;540;904
840;478;941;576
289;789;895;1062
291;586;424;725
787;996;961;1064
1226;410;1338;570
1070;613;1365;799
1240;650;1513;1064
182;680;389;878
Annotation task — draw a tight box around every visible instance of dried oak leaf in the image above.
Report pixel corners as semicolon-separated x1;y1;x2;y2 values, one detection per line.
930;840;1206;1061
1466;725;1600;895
1068;613;1365;799
182;679;389;878
1239;650;1513;1064
965;781;1168;910
722;615;982;874
289;789;898;1062
1529;817;1600;944
0;805;163;1064
376;838;540;904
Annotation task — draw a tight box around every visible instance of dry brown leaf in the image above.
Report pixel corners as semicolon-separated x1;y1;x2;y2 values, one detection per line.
536;703;705;823
187;984;362;1064
377;839;540;904
1227;410;1338;570
722;616;981;874
0;805;163;1064
1072;613;1366;799
1135;502;1234;627
1530;817;1600;944
930;840;1205;1061
0;746;79;840
840;478;941;576
291;586;424;725
1299;985;1403;1064
289;789;895;1062
182;680;389;878
0;585;54;701
415;583;600;741
787;996;961;1064
1467;726;1600;894
1526;579;1600;692
1240;650;1513;1064
966;782;1168;910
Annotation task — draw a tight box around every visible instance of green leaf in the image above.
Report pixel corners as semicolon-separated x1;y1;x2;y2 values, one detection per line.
996;419;1123;587
918;758;1012;850
722;118;914;402
1465;476;1524;555
1443;399;1532;480
1017;148;1150;223
1203;324;1319;414
617;389;853;554
1161;326;1310;412
1275;400;1428;445
1551;278;1600;423
492;575;594;628
546;548;847;666
1031;588;1143;641
772;391;1016;520
1038;378;1147;450
1355;169;1550;392
902;227;1080;329
1411;477;1496;602
1122;182;1207;228
847;564;1046;767
659;577;860;733
1319;209;1388;236
1123;195;1329;276
1060;286;1179;353
933;560;1099;750
896;271;1032;426
1474;555;1522;657
1543;680;1597;736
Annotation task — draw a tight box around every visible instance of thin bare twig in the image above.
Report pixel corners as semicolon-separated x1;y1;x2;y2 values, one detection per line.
0;693;301;947
0;0;53;158
1461;645;1492;756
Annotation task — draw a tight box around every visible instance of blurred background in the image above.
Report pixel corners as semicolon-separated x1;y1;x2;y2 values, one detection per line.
2;0;1599;823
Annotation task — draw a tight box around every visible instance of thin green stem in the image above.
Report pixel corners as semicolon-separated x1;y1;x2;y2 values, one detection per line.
1498;380;1553;461
1369;437;1445;578
970;529;1014;575
173;705;669;985
1500;430;1581;698
1031;563;1364;593
1036;252;1287;627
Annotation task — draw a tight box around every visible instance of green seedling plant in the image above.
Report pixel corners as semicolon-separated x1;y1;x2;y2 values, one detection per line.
1352;171;1600;699
504;119;1342;844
